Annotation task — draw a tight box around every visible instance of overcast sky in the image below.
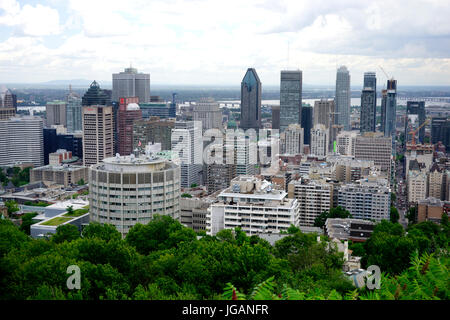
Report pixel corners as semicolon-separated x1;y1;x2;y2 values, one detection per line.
0;0;449;86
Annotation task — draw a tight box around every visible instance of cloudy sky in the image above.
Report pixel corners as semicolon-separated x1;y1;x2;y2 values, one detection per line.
0;0;449;86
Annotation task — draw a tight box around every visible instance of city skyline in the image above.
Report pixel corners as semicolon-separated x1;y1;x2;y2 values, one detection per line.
0;0;449;86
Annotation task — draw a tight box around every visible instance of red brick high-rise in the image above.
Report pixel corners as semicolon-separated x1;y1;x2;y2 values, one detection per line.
118;97;142;156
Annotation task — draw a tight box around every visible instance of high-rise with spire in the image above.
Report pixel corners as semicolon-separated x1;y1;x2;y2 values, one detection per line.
239;68;261;131
82;81;111;106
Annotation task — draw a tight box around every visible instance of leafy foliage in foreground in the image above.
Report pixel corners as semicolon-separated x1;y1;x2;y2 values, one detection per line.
0;215;448;300
223;252;449;300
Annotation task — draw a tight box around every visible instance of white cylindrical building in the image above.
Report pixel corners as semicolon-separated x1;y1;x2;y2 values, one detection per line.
89;153;180;237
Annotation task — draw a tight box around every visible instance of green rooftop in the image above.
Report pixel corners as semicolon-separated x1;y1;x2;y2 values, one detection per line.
41;217;72;226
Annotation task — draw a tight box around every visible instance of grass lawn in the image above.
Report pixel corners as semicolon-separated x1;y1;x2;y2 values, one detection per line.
64;208;89;217
41;217;72;226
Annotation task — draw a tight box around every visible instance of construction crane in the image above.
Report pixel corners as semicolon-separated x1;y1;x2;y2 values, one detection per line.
408;119;429;146
378;66;394;90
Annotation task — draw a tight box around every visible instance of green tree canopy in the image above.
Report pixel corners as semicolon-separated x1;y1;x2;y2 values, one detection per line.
81;222;121;242
389;207;400;224
20;212;39;235
126;215;196;255
51;224;80;244
314;206;352;228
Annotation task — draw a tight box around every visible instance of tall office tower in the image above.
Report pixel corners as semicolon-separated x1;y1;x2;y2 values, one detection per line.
354;132;392;175
0;89;17;109
133;117;174;151
117;97;142;156
381;79;397;138
89;153;180;237
271;105;280;130
0;89;16;120
0;116;44;167
310;124;329;157
193;97;223;131
380;89;387;134
46;100;67;127
284;124;304;155
280;70;302;132
301;106;313;145
82;81;111;106
313;99;335;129
112;66;150;103
431;117;450;152
335;66;351;130
405;101;426;144
360;72;377;133
171;121;203;188
314;99;336;151
240;68;261;131
66;87;82;133
82;105;114;166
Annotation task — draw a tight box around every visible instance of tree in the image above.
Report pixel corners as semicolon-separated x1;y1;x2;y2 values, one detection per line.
81;222;121;242
51;224;80;243
66;206;74;216
0;219;30;257
126;215;196;255
181;193;192;198
390;193;396;204
441;212;448;227
390;207;400;224
406;207;417;225
76;179;85;185
190;183;198;188
20;212;38;235
5;200;19;215
314;206;352;228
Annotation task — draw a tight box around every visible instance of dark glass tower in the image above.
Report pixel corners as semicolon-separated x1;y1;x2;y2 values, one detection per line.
405;101;426;144
240;68;261;131
381;79;397;137
301;106;313;145
280;70;302;132
431;117;450;151
82;81;111;106
360;72;377;133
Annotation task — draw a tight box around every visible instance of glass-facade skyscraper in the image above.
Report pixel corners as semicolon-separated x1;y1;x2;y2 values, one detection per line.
335;66;351;130
301;106;313;145
360;72;377;133
240;68;261;131
280;70;302;132
66;88;82;133
381;79;397;137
